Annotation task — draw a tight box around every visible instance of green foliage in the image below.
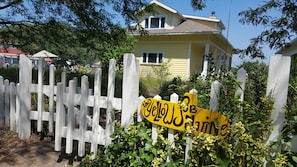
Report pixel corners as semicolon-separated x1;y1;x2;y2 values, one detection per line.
80;121;158;167
80;61;280;166
0;23;136;67
238;0;297;58
152;59;172;87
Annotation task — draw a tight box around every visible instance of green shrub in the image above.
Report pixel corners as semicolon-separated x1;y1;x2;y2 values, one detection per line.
80;61;279;166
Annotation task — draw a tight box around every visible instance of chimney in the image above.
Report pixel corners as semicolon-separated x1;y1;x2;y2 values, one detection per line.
209;11;216;19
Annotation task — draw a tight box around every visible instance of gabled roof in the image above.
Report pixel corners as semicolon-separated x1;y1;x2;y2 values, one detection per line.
139;1;225;31
149;0;184;18
183;14;226;30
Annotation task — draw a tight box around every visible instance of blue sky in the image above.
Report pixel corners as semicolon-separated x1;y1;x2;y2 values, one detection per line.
141;0;279;67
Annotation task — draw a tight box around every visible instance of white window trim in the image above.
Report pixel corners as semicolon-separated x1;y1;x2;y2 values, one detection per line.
143;15;167;29
141;51;165;65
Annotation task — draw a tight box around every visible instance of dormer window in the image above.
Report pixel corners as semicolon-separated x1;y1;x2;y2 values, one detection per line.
144;15;166;29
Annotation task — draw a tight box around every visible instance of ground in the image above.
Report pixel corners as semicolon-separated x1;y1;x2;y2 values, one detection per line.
0;126;80;167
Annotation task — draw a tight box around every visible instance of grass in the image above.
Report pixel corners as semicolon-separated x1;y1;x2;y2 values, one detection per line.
139;77;162;97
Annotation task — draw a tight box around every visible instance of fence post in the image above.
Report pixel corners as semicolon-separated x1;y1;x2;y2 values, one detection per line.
91;68;102;158
10;82;16;131
4;79;9;127
48;64;55;133
266;56;291;144
37;57;44;132
78;75;88;157
0;76;4;126
105;59;116;147
19;55;32;140
167;93;178;162
122;53;139;128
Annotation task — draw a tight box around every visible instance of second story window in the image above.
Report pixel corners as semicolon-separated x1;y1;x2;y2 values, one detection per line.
144;15;166;29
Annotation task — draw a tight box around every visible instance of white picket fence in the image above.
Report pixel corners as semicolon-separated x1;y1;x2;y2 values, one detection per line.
0;54;294;163
0;53;140;158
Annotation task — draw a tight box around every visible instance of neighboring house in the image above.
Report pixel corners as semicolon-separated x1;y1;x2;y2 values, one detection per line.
130;0;234;80
0;40;27;66
275;37;297;71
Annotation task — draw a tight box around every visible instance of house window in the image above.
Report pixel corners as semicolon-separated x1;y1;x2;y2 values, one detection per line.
142;52;164;64
144;15;166;29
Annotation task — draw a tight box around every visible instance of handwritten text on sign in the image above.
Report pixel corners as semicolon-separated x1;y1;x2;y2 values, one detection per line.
141;93;230;137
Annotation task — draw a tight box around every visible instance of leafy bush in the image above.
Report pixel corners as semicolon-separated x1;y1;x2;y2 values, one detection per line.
79;61;286;166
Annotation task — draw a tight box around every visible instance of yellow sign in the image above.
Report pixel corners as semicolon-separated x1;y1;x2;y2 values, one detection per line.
141;93;230;137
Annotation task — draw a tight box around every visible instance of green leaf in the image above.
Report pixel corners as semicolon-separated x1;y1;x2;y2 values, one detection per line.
141;154;154;162
292;156;297;163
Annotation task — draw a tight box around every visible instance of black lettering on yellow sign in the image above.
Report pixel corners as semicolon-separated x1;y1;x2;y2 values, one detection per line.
141;93;230;137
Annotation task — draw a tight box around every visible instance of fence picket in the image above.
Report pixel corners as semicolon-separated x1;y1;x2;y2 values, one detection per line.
9;82;16;131
137;96;145;122
37;58;44;132
48;65;55;133
0;76;4;126
19;55;32;140
185;89;197;164
78;76;88;157
122;53;139;128
236;68;247;113
105;59;116;147
266;56;291;144
167;93;178;162
4;79;9;127
66;80;76;154
152;95;161;145
209;80;221;111
16;84;20;133
91;68;102;158
55;83;63;151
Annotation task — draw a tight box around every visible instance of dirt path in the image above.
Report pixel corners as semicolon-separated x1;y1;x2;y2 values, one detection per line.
0;127;80;167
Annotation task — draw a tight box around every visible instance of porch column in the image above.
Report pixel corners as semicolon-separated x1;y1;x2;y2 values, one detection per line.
201;41;210;79
218;50;224;70
226;55;231;69
186;42;192;80
213;48;218;71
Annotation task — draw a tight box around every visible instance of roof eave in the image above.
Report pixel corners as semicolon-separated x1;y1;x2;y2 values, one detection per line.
133;31;220;36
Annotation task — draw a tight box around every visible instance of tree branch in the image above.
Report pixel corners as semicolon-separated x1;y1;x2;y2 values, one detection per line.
0;0;22;10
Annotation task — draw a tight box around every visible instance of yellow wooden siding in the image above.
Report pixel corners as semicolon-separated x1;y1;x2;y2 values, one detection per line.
135;42;190;79
136;34;210;42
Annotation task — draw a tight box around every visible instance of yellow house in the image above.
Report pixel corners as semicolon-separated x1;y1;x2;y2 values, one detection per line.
130;0;234;80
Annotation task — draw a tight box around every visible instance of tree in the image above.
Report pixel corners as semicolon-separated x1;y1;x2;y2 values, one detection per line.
238;0;297;58
0;0;146;65
192;0;297;59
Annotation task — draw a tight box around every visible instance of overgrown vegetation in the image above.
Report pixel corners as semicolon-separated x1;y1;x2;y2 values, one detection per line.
78;61;297;166
2;60;297;166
